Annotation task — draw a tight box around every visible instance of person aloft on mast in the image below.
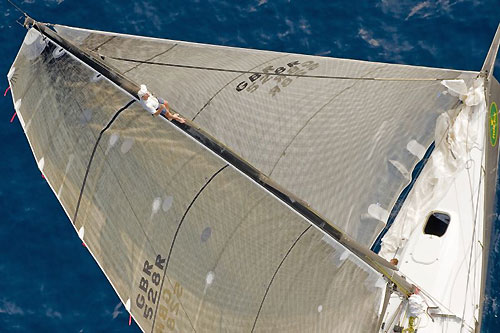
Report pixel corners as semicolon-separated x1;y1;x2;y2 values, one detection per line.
138;85;185;123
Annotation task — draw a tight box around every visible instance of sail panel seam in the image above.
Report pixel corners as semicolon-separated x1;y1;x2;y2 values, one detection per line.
92;35;116;51
73;99;135;224
210;195;268;269
150;164;229;333
107;56;456;82
268;65;386;176
191;54;288;121
250;225;312;332
122;44;178;75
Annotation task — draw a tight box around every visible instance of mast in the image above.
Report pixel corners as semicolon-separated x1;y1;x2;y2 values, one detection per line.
481;23;500;80
481;23;500;109
22;16;414;296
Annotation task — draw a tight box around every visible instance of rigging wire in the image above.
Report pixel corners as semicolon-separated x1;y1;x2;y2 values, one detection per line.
107;56;463;82
403;274;475;332
459;106;486;333
6;0;28;17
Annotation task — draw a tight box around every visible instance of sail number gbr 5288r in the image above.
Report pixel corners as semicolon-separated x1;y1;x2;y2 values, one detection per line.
136;254;184;331
235;60;320;96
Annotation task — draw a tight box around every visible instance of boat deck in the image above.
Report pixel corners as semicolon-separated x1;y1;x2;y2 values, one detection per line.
381;107;486;332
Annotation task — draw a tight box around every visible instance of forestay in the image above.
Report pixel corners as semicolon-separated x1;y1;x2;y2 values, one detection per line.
9;28;386;332
54;24;478;246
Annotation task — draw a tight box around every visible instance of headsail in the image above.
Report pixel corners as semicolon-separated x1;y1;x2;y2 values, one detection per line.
53;24;478;247
9;26;389;332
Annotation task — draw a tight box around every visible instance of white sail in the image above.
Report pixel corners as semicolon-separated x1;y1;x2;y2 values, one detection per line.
53;24;478;247
9;27;388;332
10;19;500;332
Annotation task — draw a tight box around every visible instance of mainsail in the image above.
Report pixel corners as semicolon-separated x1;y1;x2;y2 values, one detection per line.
8;17;497;332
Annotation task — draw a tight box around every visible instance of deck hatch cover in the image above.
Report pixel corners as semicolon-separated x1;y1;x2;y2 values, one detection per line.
424;212;450;237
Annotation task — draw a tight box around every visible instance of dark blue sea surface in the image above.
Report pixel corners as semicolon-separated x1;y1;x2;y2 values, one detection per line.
0;0;499;331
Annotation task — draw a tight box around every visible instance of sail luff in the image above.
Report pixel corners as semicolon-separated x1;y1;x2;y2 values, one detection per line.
26;18;414;292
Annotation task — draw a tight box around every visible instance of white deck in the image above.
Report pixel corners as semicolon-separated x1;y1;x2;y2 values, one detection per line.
380;106;486;332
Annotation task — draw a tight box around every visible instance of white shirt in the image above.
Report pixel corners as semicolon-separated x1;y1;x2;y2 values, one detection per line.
141;96;159;113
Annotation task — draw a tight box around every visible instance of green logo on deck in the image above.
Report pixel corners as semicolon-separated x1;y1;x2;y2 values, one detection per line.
491;102;498;146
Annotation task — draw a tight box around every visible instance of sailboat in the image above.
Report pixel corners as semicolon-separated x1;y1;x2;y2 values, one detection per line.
7;11;500;332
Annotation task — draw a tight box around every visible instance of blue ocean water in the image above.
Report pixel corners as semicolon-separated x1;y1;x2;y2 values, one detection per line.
0;0;499;331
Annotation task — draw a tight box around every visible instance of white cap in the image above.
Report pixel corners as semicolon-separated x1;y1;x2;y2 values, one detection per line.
138;84;149;98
